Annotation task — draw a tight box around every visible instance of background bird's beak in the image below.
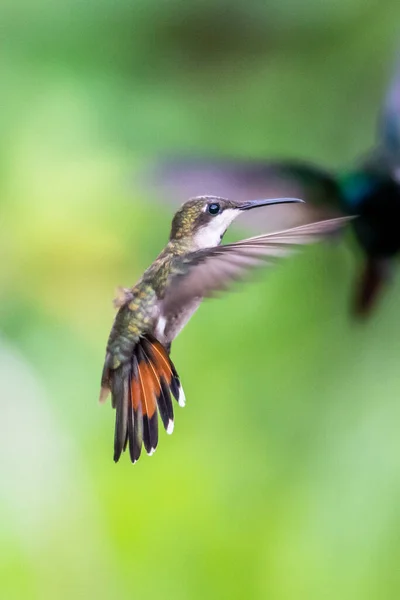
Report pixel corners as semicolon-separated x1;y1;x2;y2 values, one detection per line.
239;197;305;210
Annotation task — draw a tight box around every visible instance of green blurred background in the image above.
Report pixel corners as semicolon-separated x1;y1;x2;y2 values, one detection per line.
2;1;400;599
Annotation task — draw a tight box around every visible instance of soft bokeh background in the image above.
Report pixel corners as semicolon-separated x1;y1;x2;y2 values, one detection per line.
2;2;400;599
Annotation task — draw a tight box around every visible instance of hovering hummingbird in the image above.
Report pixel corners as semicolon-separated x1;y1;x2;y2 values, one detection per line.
100;196;350;463
150;62;400;316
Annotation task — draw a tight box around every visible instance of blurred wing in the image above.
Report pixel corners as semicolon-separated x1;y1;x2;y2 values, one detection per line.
163;216;352;314
147;157;344;228
380;60;400;169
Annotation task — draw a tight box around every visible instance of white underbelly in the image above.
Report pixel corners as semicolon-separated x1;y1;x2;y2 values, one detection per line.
155;299;202;345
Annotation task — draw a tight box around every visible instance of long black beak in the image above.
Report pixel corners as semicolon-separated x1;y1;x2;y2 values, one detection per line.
239;197;305;210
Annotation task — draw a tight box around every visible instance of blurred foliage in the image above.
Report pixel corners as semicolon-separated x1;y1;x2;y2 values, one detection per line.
2;1;400;599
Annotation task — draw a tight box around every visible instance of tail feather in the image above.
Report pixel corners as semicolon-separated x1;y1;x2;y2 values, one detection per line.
112;363;130;462
136;345;159;454
160;377;174;433
129;356;143;462
141;340;173;433
145;336;185;406
104;334;185;464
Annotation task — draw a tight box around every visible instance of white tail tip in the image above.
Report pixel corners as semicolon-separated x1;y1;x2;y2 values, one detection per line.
178;386;186;408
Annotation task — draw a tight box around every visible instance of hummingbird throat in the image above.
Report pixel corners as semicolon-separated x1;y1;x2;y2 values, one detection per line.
193;208;237;249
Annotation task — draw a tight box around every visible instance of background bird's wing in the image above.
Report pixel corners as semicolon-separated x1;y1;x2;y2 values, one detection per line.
379;60;400;169
146;157;345;232
163;216;352;314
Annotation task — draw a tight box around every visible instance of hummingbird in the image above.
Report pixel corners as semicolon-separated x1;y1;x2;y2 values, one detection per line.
100;195;350;464
150;62;400;317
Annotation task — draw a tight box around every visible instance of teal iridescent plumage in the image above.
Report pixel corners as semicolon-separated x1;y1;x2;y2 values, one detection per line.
339;172;382;210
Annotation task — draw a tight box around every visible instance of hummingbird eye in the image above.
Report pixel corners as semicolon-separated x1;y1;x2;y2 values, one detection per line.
207;203;221;215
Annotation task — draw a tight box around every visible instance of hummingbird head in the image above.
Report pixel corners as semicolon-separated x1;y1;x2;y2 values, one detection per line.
169;195;304;250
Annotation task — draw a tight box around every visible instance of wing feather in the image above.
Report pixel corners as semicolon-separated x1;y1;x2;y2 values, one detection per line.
163;217;352;314
380;60;400;168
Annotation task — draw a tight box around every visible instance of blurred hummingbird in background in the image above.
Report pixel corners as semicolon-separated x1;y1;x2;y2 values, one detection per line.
100;195;350;464
150;62;400;317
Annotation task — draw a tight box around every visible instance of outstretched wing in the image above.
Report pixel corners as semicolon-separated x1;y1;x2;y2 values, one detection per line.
148;157;344;228
163;216;352;314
